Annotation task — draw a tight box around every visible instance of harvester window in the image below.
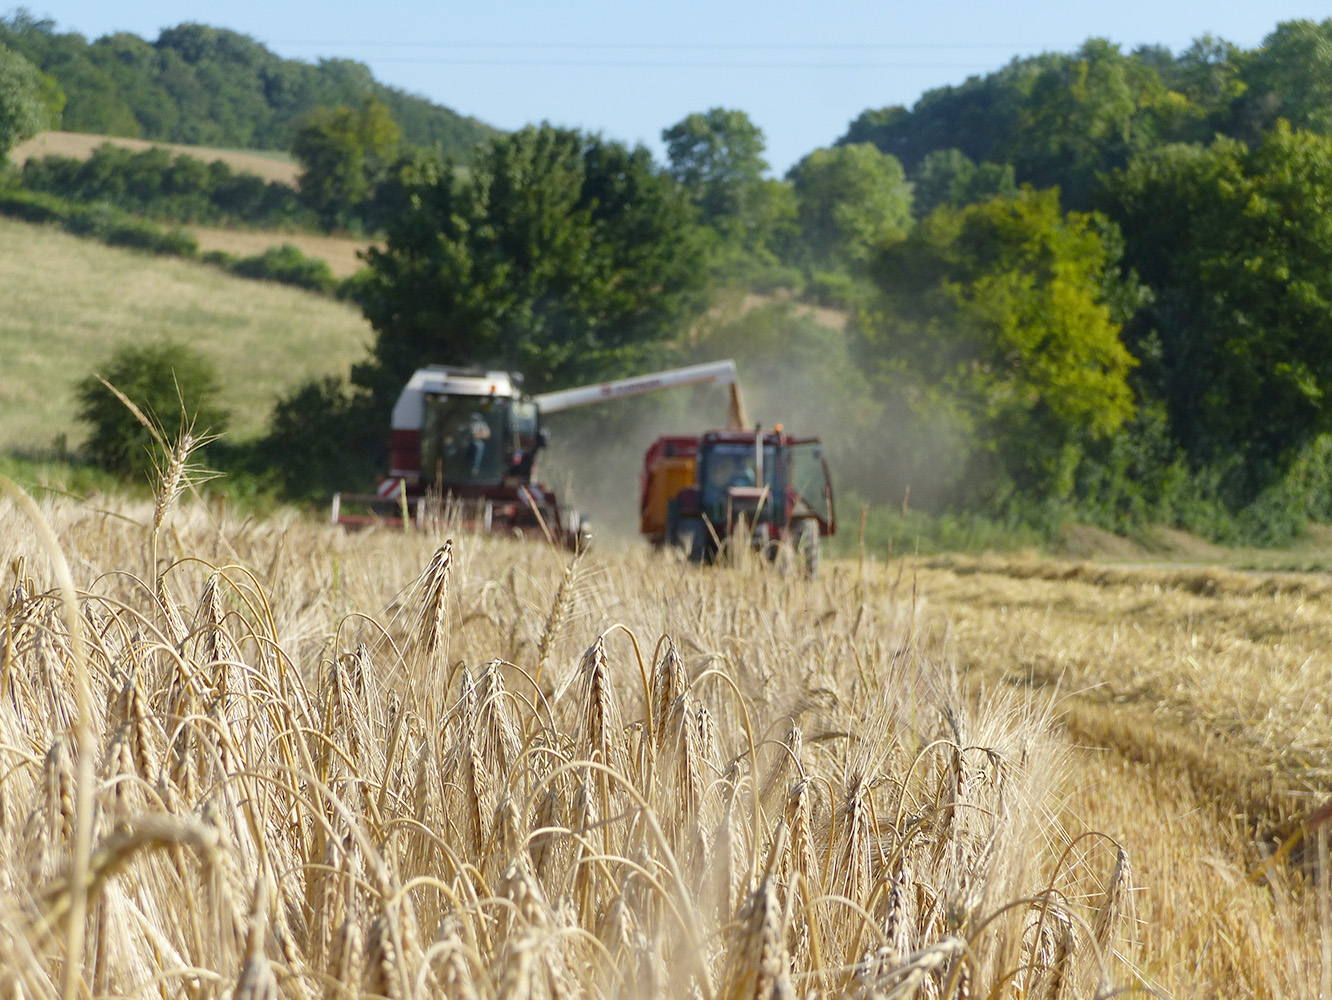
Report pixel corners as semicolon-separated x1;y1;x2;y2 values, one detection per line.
509;401;540;479
421;394;508;486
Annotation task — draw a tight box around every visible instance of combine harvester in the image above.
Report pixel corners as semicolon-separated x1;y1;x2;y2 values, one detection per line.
332;360;748;546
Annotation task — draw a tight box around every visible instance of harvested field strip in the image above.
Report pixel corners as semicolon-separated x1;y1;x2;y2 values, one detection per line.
905;557;1331;996
910;560;1332;790
927;552;1332;600
10;130;299;185
1065;748;1318;996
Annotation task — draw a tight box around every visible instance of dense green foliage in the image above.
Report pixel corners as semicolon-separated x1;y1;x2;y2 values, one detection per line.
291;98;399;227
0;185;199;253
861;188;1137;508
911;149;1017;219
0;42;48;157
222;243;338;294
1103;124;1332;491
75;341;228;475
354;124;710;406
840;22;1332;211
19;143;311;225
254;376;381;498
0;12;495;157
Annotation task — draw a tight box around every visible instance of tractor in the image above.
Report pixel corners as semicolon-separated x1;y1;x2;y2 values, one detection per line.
640;427;835;574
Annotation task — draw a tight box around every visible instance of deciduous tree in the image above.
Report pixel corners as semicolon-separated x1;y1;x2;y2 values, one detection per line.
662;107;767;223
788;143;913;266
0;43;50;160
862;188;1137;507
355;125;710;407
291;97;399;226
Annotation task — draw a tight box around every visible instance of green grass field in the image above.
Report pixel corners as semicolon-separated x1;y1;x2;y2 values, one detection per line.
0;217;374;451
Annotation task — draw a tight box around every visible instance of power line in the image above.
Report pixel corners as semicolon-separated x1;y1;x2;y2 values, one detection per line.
271;40;1050;51
307;58;1005;69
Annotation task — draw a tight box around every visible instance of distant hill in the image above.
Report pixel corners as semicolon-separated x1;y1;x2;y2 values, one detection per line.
0;12;499;160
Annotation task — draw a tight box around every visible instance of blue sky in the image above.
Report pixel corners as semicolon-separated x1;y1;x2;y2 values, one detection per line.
11;2;1332;173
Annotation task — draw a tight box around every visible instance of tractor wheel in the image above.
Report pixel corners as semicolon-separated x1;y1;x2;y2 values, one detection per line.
794;518;820;577
676;516;708;564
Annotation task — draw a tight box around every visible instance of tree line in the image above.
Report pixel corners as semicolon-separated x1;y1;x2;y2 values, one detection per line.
0;11;494;156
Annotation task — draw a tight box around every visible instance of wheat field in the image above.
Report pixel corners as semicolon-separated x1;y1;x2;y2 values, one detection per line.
0;435;1186;1000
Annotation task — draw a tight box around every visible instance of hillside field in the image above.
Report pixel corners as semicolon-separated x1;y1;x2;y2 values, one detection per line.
0;216;372;450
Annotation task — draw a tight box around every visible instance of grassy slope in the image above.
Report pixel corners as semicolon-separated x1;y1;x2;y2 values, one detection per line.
0;216;373;451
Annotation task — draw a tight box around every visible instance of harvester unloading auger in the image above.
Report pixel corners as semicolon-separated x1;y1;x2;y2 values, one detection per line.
332;360;750;546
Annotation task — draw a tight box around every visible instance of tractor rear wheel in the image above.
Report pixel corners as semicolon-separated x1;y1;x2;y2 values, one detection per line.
794;518;820;577
676;515;708;564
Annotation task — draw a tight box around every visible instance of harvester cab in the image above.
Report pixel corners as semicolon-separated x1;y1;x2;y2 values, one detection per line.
331;365;577;542
390;367;542;489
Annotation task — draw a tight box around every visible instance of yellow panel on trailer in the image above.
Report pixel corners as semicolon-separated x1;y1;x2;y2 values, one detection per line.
640;455;696;537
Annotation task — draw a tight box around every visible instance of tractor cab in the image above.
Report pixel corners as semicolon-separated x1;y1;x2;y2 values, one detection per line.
640;428;834;572
695;431;834;536
698;437;782;528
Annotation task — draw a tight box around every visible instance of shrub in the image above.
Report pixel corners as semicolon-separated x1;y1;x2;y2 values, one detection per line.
0;189;198;255
75;342;229;476
19;145;315;228
256;375;381;498
230;243;336;294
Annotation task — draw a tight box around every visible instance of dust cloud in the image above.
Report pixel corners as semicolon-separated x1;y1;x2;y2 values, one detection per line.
533;301;973;543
